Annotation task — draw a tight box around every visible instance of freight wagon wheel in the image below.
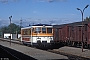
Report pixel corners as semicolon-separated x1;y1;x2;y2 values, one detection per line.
87;44;90;49
37;40;42;48
84;42;88;48
73;42;77;47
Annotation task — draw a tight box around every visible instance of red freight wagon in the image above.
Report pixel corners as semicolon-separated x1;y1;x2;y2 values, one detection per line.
53;21;90;48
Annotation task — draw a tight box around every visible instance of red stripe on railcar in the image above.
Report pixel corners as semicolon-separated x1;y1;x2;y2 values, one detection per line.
22;38;30;41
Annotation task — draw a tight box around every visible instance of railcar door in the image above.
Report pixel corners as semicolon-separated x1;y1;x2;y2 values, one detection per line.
54;28;59;42
34;27;41;43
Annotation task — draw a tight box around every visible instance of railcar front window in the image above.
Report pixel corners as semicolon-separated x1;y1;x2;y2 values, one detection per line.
35;27;41;33
42;28;46;33
47;28;52;33
32;28;35;32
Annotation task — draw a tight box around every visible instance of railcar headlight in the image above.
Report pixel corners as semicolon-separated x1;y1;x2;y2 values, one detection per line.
37;37;41;40
50;38;52;40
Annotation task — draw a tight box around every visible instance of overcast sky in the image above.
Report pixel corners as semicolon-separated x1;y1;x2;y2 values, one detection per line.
0;0;90;27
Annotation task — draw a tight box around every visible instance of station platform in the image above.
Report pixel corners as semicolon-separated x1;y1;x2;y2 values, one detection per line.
0;40;68;60
53;46;90;59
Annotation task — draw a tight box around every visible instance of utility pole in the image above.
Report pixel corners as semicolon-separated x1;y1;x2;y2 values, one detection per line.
20;18;22;29
9;16;12;46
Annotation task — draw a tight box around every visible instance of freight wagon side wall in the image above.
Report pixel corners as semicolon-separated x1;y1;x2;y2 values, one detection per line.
62;25;69;42
68;26;74;41
87;23;90;44
53;28;56;42
83;24;88;43
68;26;82;42
53;25;69;43
53;28;60;42
75;26;82;42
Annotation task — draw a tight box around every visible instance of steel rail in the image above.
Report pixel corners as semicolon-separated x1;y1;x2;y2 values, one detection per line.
0;45;21;60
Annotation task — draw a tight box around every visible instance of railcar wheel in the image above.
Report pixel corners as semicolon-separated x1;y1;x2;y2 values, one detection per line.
22;41;27;46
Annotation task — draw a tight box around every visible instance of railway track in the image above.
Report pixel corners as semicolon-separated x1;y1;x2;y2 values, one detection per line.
0;38;90;60
0;38;22;45
0;38;36;60
0;45;20;60
47;49;90;60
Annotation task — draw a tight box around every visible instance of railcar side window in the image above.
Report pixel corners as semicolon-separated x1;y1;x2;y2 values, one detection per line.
23;30;27;35
27;29;29;35
27;29;31;35
29;29;31;34
42;27;46;33
22;30;24;35
47;28;52;33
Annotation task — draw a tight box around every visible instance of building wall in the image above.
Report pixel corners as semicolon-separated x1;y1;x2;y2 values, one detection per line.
4;33;21;39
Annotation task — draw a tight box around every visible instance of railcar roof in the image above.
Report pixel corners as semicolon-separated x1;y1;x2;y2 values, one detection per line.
32;24;52;26
53;24;68;28
53;20;90;28
21;24;52;29
68;20;90;26
21;26;32;29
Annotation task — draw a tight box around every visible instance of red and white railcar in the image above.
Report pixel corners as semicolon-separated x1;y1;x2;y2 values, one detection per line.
21;24;53;47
